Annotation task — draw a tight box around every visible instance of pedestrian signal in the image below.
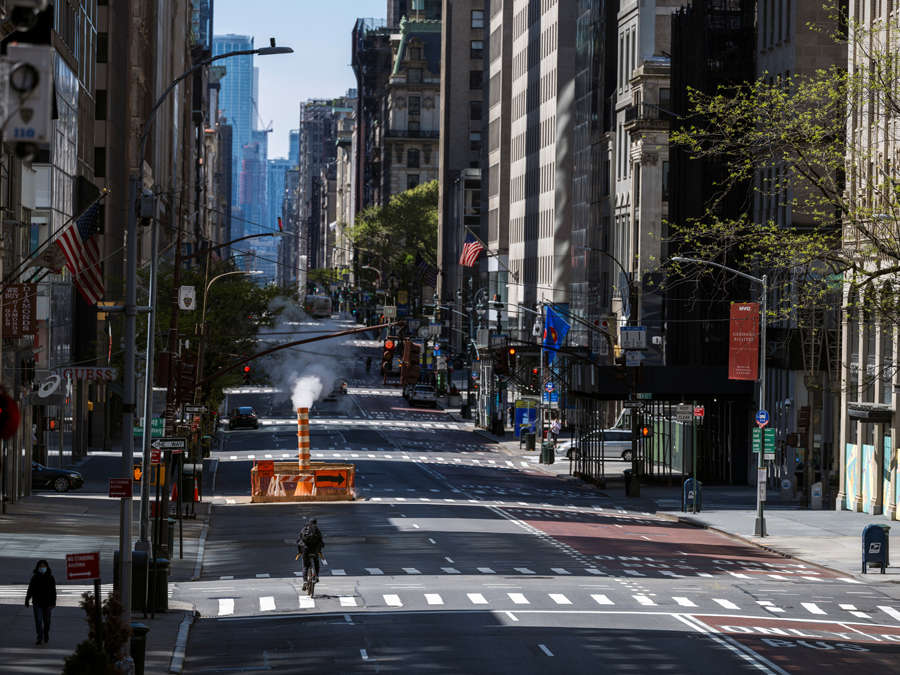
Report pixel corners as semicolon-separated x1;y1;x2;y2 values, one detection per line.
641;425;651;438
133;464;142;481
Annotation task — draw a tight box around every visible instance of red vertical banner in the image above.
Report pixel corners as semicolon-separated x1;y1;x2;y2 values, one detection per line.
728;302;760;381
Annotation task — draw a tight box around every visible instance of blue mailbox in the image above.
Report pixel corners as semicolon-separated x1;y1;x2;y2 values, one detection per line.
682;477;703;512
862;524;890;574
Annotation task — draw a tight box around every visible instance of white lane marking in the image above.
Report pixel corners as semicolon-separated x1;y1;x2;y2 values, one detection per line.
728;572;750;579
444;557;454;563
840;577;863;584
549;593;572;605
585;568;604;575
634;594;655;606
696;572;713;578
259;596;276;612
879;605;900;622
673;597;697;608
714;599;740;610
538;644;554;657
551;568;571;575
505;611;519;622
219;575;234;580
255;573;270;578
298;596;314;609
428;538;437;544
339;596;358;607
264;454;272;459
477;567;495;574
247;454;255;459
365;568;384;575
412;523;421;529
332;569;346;576
767;574;788;580
514;567;535;575
508;593;529;605
229;455;237;460
674;614;789;675
360;649;370;661
403;567;421;575
468;593;488;605
591;594;614;606
758;601;785;613
441;567;460;574
801;576;822;581
218;599;234;616
425;593;444;605
802;602;826;615
383;594;403;607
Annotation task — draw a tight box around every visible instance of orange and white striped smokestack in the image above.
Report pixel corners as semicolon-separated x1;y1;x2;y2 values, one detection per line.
297;407;310;469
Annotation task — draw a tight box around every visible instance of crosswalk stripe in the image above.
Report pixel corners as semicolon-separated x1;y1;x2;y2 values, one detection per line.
728;572;750;579
441;567;460;574
298;596;314;609
218;599;234;616
259;596;275;611
468;593;488;605
549;593;572;605
425;593;444;605
551;568;571;575
477;567;495;574
696;572;713;578
332;569;346;576
340;596;358;607
508;593;529;605
591;594;614;606
514;567;535;574
714;599;740;610
879;605;900;622
673;597;697;608
634;594;655;606
802;602;826;615
384;594;402;607
767;574;788;580
585;568;604;575
365;568;384;575
403;567;421;575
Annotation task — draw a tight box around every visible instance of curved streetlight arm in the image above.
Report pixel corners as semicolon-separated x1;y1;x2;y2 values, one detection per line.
670;256;763;286
577;246;630;284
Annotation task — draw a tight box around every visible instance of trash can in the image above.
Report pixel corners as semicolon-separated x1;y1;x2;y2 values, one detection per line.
541;441;555;465
460;404;470;419
181;464;202;502
148;558;169;612
524;433;536;452
862;524;891;574
682;478;703;512
114;550;149;608
130;622;150;675
623;469;633;496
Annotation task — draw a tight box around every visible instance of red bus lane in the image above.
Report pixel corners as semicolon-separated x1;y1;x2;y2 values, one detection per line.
689;614;900;674
510;508;844;581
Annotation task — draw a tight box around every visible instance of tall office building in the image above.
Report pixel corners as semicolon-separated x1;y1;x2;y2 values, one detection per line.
213;34;255;236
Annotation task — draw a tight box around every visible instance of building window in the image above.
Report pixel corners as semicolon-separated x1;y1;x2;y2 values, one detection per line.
470;40;484;59
408;46;423;61
659;87;670;110
408;68;423;83
423;148;432;165
396;146;404;164
469;131;482;152
470;100;482;121
662;160;669;201
409;95;421;116
471;10;484;28
407;148;420;168
97;32;108;63
407;174;420;189
469;70;483;89
94;147;106;178
95;89;107;121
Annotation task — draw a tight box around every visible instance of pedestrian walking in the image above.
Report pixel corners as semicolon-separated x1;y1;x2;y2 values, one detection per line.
549;418;561;445
25;559;56;645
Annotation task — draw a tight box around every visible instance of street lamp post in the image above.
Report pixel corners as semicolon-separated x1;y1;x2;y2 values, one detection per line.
124;40;292;614
671;256;768;537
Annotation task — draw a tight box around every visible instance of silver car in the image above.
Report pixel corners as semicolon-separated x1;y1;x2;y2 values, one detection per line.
558;428;634;461
409;384;437;408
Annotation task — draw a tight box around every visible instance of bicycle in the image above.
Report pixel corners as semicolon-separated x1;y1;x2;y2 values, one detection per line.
304;562;316;597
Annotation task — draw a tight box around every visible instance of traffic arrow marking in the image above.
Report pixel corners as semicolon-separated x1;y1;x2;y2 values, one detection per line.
315;473;346;485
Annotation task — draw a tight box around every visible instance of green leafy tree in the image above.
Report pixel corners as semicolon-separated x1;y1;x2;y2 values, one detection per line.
350;180;438;290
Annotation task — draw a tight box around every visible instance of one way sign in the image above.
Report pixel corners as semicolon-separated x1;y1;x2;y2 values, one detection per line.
150;437;187;453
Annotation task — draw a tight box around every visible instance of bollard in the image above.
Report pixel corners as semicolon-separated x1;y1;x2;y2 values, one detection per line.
130;623;150;675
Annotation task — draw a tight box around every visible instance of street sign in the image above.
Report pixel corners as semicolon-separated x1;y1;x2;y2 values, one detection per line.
150;449;161;465
66;552;100;581
108;478;132;499
752;427;777;459
675;404;693;422
636;393;652;400
184;405;206;415
543;381;555;393
623;400;643;409
150;437;187;453
755;409;769;426
694;406;705;418
619;325;647;350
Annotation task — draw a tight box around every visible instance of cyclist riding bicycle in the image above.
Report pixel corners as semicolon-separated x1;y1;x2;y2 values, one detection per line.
297;518;324;589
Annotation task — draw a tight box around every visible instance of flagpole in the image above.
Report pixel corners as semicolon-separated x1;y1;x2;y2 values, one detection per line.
463;226;518;282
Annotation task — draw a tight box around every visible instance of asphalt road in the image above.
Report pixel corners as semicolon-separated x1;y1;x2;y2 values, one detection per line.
179;325;900;673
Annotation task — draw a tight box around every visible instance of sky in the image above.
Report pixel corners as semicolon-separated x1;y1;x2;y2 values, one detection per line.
213;0;385;159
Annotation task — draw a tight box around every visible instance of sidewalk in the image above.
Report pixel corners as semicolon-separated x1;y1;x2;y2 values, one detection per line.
0;453;211;674
464;421;900;586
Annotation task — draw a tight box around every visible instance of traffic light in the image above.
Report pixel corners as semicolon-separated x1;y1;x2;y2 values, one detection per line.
242;365;251;383
400;340;422;385
492;346;509;376
508;347;517;371
528;367;540;393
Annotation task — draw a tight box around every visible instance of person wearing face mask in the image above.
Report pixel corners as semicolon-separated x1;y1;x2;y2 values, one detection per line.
25;559;56;645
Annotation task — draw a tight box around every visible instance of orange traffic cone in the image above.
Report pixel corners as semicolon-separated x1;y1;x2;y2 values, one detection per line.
193;476;200;502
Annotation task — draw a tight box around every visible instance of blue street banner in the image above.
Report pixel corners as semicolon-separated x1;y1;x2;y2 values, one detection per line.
542;306;570;365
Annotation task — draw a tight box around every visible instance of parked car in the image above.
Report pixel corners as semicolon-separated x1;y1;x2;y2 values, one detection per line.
32;461;84;493
558;428;634;461
409;384;438;408
229;406;259;430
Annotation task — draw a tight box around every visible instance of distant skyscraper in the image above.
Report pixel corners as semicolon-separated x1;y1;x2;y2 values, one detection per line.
213;34;255;235
289;130;300;166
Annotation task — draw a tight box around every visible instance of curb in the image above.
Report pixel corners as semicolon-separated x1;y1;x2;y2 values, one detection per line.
191;516;210;582
168;610;198;673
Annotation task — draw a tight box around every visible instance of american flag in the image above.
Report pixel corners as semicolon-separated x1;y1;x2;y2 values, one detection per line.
459;232;485;267
56;202;104;305
415;252;438;288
